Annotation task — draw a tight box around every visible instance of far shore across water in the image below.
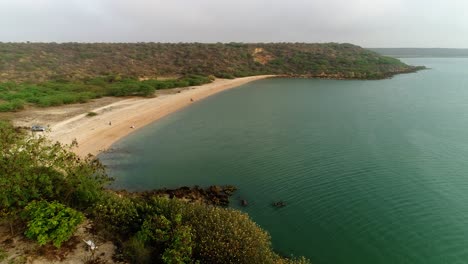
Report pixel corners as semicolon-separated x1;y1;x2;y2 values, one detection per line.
37;75;274;157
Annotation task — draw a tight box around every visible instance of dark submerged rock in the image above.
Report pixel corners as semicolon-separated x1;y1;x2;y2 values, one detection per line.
272;201;287;208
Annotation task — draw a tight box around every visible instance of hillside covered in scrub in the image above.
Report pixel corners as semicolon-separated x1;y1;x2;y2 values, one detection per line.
0;42;422;82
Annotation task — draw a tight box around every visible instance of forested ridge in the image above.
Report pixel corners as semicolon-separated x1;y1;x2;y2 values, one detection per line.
0;42;422;82
0;43;424;112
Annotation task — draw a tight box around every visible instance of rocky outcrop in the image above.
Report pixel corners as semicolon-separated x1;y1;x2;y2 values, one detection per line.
118;185;238;207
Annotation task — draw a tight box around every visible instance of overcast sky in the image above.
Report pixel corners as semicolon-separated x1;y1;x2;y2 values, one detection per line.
0;0;467;48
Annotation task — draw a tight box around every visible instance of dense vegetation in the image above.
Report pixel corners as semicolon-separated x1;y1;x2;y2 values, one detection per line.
0;42;421;82
0;74;213;112
0;121;309;263
0;42;423;112
23;200;84;248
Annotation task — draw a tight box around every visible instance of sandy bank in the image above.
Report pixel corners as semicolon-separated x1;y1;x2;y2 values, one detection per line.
47;75;273;157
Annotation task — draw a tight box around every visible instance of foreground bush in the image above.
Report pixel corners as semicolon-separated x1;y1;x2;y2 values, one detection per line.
93;195;310;264
92;192;142;237
124;213;193;264
184;203;276;263
122;236;153;263
0;122;110;213
22;200;84;248
0;99;24;112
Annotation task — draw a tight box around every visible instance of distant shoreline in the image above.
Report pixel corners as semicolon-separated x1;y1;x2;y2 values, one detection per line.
47;75;274;157
370;48;468;58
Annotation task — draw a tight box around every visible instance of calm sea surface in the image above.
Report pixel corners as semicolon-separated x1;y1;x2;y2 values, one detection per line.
100;58;468;264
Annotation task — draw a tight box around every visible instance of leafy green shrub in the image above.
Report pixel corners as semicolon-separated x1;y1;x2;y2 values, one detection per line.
22;200;84;248
215;72;235;79
135;197;283;263
137;214;193;264
0;102;14;112
174;80;190;87
87;111;98;117
0;247;7;261
0;72;216;112
183;203;277;263
183;75;213;86
91;193;142;237
122;236;153;264
93;195;309;263
0;99;24;112
105;80;156;97
0;123;110;212
9;99;25;111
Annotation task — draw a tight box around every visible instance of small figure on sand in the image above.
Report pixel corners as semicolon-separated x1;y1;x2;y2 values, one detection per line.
130;125;135;129
190;98;194;102
109;121;112;126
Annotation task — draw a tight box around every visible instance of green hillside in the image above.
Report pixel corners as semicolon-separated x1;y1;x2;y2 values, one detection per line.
0;42;421;82
0;43;424;112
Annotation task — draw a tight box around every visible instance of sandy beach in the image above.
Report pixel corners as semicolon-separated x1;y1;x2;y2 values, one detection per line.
37;75;273;157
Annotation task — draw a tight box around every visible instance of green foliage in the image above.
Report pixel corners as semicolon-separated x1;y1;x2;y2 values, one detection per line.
137;214;193;264
94;194;192;263
0;43;420;112
0;81;97;110
139;75;212;92
0;122;111;213
92;193;142;236
161;223;193;264
93;195;304;264
0;99;24;112
0;247;7;261
22;200;84;248
87;111;98;117
182;202;278;263
0;74;213;111
137;215;172;242
215;73;236;79
0;42;417;84
122;236;153;264
106;79;153;97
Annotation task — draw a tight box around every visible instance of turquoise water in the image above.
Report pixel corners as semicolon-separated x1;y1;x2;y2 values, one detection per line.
100;58;468;264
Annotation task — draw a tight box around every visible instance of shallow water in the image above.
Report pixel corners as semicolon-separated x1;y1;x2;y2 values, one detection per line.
100;58;468;264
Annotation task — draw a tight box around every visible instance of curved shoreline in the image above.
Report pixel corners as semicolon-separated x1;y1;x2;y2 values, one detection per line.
48;75;274;157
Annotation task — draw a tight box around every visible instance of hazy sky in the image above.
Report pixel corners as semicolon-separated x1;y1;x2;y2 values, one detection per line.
1;0;467;48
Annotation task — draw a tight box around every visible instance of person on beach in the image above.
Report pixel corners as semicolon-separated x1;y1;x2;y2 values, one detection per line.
109;121;112;126
190;98;194;102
